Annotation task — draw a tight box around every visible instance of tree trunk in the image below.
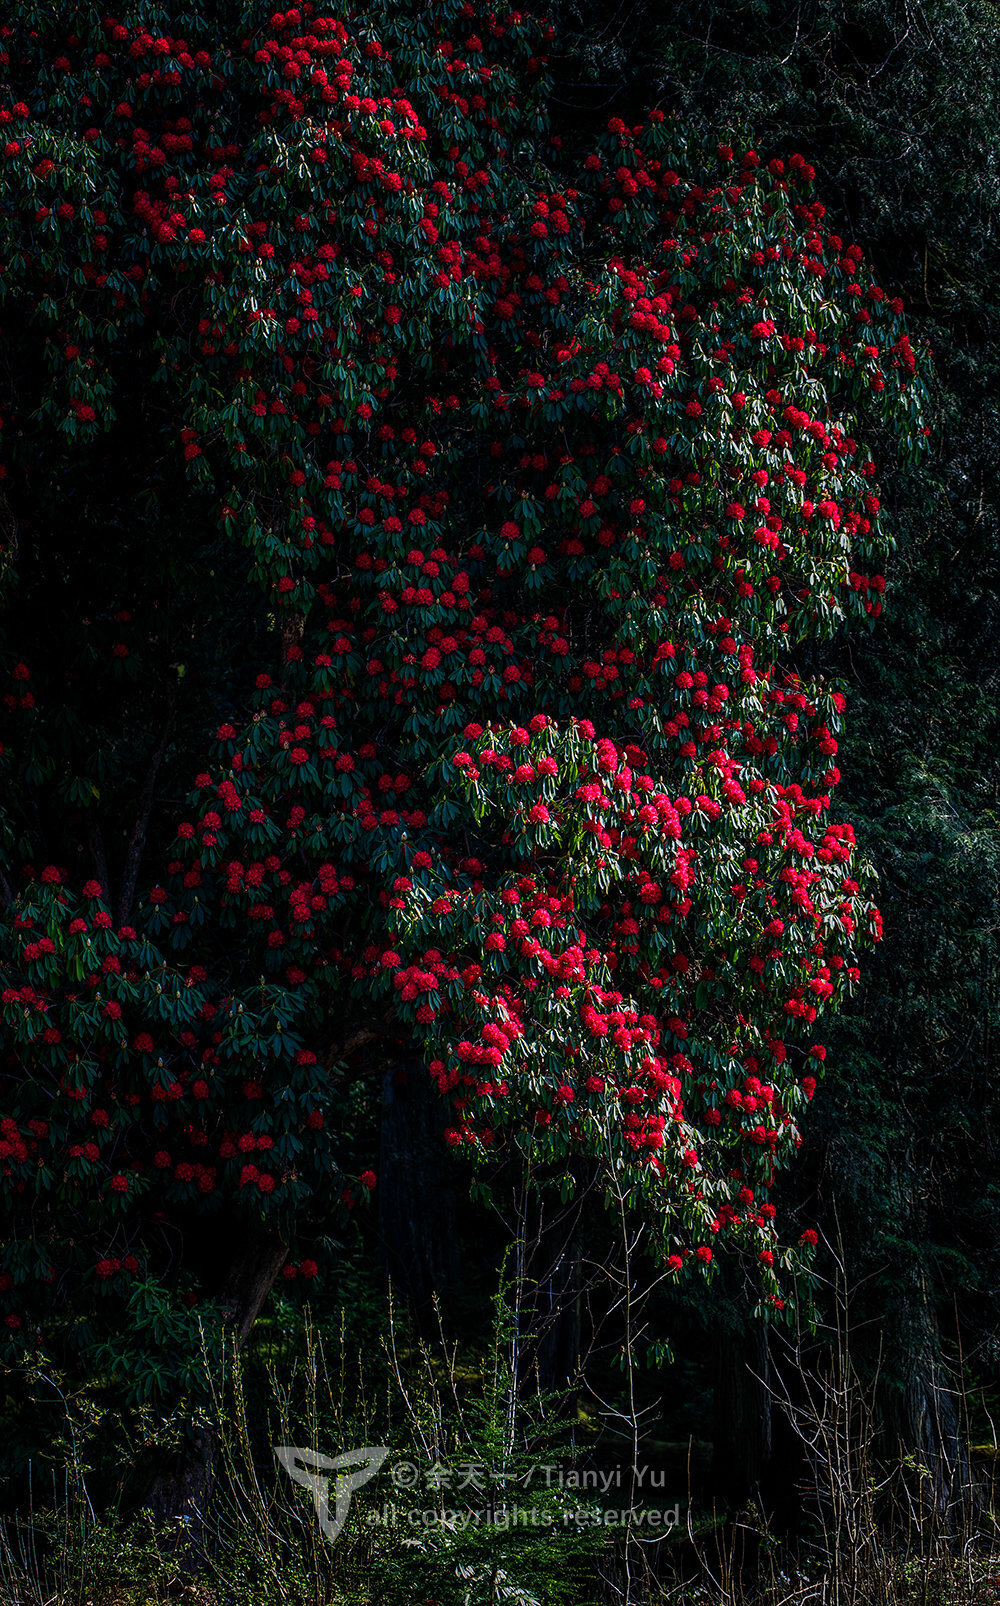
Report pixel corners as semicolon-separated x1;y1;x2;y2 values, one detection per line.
862;1158;981;1537
877;1262;980;1539
711;1314;773;1510
143;1222;288;1539
516;1191;583;1398
378;1058;460;1312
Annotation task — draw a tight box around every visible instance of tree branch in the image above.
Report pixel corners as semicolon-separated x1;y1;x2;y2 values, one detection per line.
117;705;174;928
87;817;111;907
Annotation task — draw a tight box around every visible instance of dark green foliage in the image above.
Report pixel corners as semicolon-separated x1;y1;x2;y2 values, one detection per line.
562;0;1000;1457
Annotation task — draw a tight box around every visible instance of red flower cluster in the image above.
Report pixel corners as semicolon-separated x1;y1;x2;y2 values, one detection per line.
0;0;925;1367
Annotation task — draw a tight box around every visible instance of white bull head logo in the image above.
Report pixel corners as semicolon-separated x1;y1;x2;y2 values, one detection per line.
276;1444;389;1540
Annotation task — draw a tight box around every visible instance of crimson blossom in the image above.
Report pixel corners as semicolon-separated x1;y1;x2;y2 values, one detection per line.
0;0;925;1399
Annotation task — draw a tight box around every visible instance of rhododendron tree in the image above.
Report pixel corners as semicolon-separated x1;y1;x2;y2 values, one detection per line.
0;0;925;1403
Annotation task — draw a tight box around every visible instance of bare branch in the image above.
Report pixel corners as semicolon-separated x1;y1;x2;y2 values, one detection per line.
117;703;175;927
